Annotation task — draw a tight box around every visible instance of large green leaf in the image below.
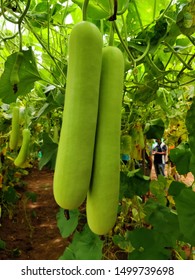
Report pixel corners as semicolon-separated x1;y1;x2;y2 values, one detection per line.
189;154;195;176
169;142;191;175
120;170;150;199
0;48;41;104
3;186;20;204
127;228;171;260
56;208;79;238
174;188;195;245
149;176;167;205
176;2;195;36
72;0;129;20
186;97;195;155
59;224;103;260
147;203;180;247
144;118;165;139
38;132;58;170
168;180;186;197
72;0;109;19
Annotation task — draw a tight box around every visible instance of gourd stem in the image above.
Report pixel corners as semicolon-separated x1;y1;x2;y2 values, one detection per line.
109;23;114;46
82;0;90;21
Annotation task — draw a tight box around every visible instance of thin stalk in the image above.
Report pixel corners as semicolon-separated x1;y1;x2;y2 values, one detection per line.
47;0;50;51
82;0;90;21
121;14;128;45
109;23;114;46
135;40;150;62
108;0;118;21
113;21;136;67
132;0;143;32
162;41;193;70
158;0;174;21
153;0;157;21
117;1;129;15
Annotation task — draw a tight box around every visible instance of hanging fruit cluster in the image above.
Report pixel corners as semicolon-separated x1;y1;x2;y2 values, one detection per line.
53;20;124;235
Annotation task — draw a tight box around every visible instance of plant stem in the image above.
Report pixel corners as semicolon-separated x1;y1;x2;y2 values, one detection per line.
109;23;114;46
113;21;136;67
162;41;193;70
153;0;157;21
108;0;118;21
132;0;143;32
117;1;129;15
82;0;90;21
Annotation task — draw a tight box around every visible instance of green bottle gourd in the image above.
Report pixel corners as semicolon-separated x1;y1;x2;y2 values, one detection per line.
86;46;124;235
9;106;20;150
53;21;103;210
14;128;30;167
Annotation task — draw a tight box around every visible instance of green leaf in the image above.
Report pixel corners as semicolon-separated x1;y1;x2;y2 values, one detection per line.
72;0;109;19
112;233;134;252
38;133;58;170
174;188;195;245
149;176;167;205
127;228;171;260
169;142;191;175
147;204;180;247
120;170;150;199
59;224;103;260
189;154;195;177
186;97;195;134
25;191;37;202
56;208;79;238
144;118;165;139
168;180;186;197
0;239;6;250
0;48;41;104
186;97;195;155
3;186;20;204
176;2;195;36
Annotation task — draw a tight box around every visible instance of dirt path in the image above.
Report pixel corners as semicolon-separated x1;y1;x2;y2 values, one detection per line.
0;168;68;260
150;163;194;186
0;166;194;260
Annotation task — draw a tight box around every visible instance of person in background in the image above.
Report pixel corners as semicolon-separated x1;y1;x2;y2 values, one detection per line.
152;138;167;177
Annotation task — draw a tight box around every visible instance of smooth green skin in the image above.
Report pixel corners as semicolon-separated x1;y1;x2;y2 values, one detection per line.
86;46;124;235
53;21;103;210
9;106;20;150
14;128;30;167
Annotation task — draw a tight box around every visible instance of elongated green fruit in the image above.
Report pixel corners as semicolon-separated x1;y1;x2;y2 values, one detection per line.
9;106;20;150
87;46;124;235
10;52;24;86
53;125;59;144
14;128;30;167
53;21;103;210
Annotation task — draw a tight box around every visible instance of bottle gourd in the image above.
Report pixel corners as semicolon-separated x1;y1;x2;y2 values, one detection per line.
14;128;30;167
86;46;124;235
53;21;103;210
9;106;20;150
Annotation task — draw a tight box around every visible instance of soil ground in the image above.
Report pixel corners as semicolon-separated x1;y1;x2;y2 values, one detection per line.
0;168;68;260
0;165;194;260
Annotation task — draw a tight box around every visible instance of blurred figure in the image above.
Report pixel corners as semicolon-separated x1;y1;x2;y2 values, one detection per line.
152;138;167;177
